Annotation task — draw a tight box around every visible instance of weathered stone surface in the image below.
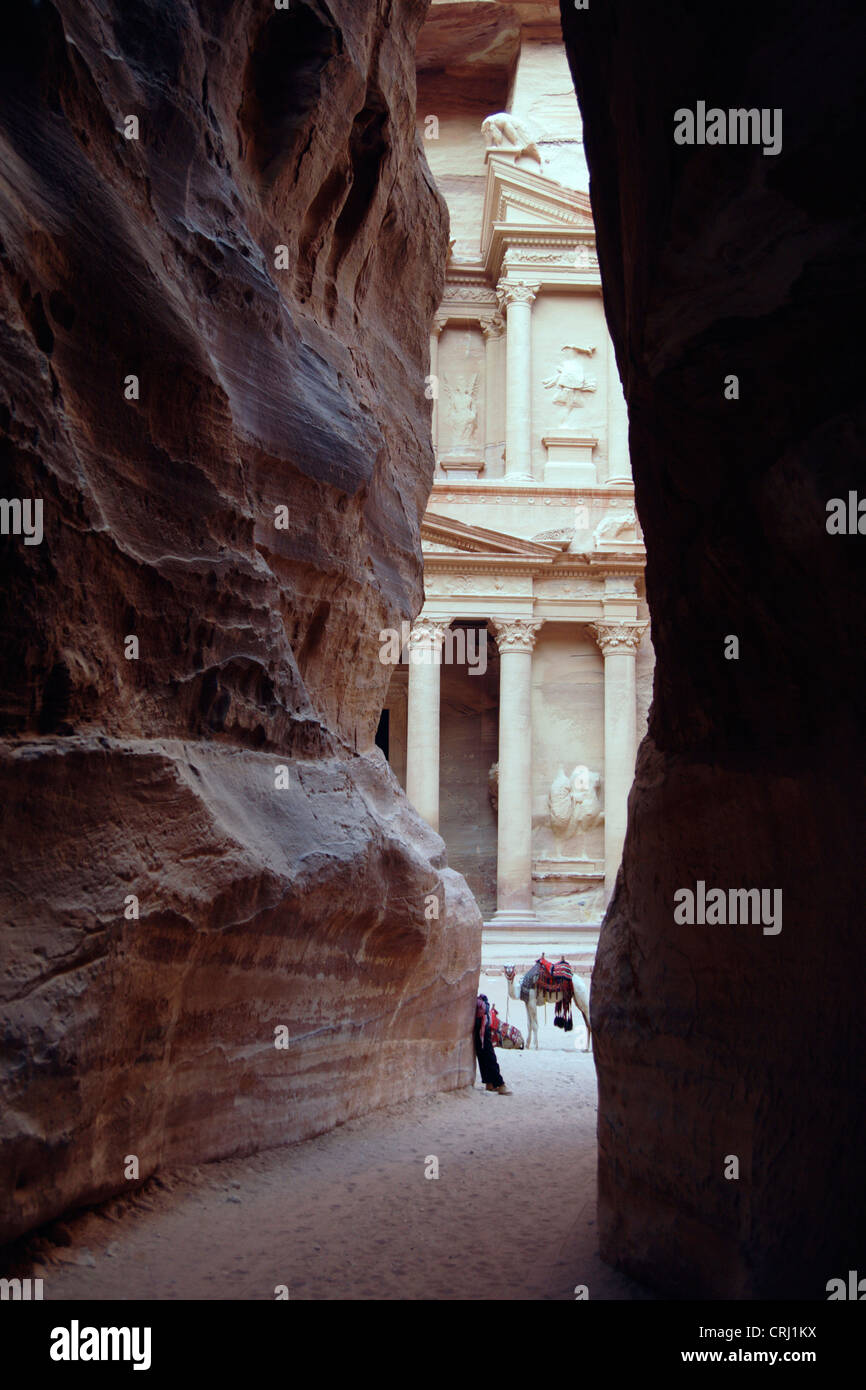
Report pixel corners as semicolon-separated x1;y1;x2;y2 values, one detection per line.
562;0;866;1296
0;0;481;1244
416;2;563;84
416;2;521;79
1;737;478;1242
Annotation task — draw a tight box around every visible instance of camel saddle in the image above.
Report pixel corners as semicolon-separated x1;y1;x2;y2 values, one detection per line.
523;957;575;1031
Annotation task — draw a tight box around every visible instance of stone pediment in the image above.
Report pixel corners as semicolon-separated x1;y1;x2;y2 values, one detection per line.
421;511;565;559
481;155;595;256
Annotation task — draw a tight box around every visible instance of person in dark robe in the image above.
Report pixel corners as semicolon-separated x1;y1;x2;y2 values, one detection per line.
474;994;512;1094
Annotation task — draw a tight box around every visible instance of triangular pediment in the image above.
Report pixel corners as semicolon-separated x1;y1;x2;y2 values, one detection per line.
481;155;595;247
497;184;594;228
421;511;566;559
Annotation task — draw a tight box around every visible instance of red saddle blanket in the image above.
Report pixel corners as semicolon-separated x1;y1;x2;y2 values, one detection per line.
538;959;575;1030
537;957;573;995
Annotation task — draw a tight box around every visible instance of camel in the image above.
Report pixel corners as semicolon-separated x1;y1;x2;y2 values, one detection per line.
504;962;592;1052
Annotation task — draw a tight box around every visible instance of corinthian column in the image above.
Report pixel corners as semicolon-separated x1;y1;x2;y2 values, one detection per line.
491;617;543;921
496;281;536;482
590;620;647;901
429;316;445;468
406;618;447;831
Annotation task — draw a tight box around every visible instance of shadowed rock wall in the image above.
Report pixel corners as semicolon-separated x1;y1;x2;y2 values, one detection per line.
0;0;481;1245
562;0;866;1297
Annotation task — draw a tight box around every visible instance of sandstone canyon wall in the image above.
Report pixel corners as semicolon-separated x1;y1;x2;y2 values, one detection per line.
0;0;481;1246
562;0;866;1296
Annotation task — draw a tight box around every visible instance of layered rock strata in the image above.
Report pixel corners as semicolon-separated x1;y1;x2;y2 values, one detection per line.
561;0;866;1296
0;0;480;1245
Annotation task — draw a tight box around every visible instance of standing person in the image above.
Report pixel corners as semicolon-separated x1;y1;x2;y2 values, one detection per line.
474;994;512;1094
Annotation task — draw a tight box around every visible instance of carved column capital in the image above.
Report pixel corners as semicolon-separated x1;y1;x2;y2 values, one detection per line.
480;312;505;340
431;314;447;338
491;617;543;653
408;617;448;650
496;280;537;312
589;620;647;656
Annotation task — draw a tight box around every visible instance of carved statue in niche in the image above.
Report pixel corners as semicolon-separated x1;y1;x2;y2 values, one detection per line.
481;113;541;165
593;508;637;548
547;765;603;859
543;345;597;424
443;374;479;445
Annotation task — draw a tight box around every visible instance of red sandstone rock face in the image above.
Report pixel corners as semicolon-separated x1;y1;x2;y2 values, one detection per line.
561;0;866;1296
0;0;481;1244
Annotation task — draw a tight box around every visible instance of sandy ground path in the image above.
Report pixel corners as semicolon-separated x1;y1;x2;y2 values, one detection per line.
19;1042;650;1302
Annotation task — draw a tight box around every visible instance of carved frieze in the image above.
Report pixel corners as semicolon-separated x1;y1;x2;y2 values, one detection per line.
505;249;567;266
534;578;600;597
437;573;526;596
604;577;638;596
573;244;599;268
442;285;499;304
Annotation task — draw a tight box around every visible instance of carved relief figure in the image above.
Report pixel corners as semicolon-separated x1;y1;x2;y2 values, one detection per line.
547;765;603;858
443;374;479;445
574;244;599;268
542;345;597;424
481;113;542;164
593;508;637;548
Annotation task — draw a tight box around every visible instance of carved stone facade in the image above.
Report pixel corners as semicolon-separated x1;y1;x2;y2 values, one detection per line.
382;19;655;956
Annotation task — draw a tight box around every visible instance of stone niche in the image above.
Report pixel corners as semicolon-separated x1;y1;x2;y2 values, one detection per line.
438;622;500;918
531;291;608;483
562;0;866;1299
0;0;481;1245
437;323;487;476
531;622;605;865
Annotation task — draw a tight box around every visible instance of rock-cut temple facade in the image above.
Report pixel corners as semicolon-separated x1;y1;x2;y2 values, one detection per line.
381;10;654;969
